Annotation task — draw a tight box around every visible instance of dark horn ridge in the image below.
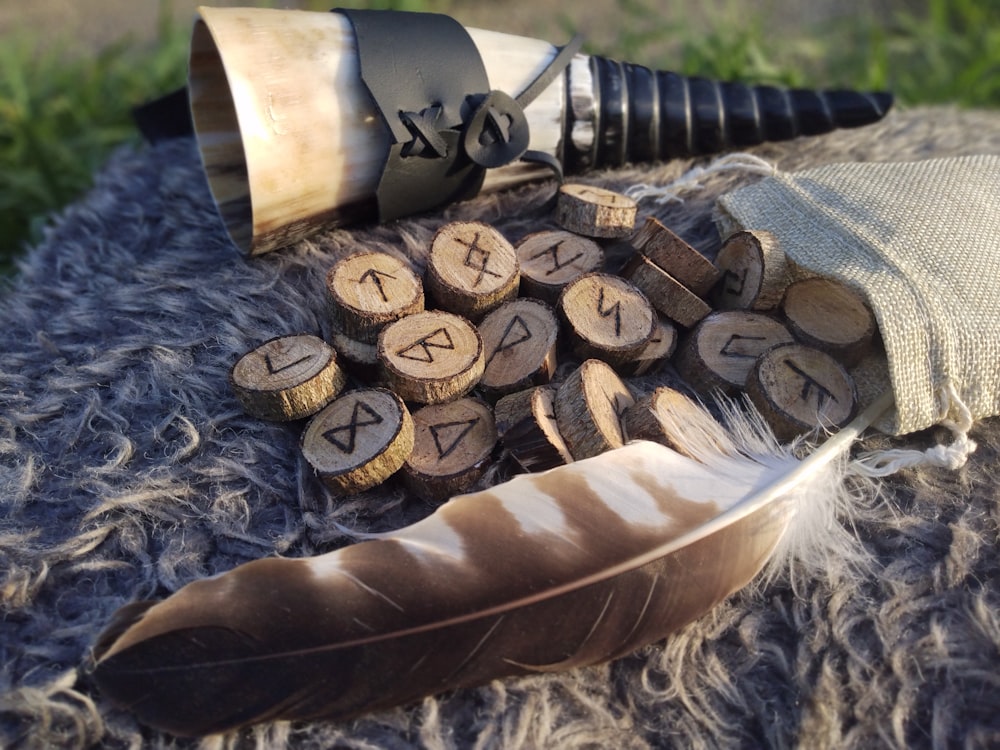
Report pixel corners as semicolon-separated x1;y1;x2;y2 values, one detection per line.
564;55;893;172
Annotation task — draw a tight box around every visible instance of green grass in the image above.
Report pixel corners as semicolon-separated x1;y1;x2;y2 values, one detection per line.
2;0;998;277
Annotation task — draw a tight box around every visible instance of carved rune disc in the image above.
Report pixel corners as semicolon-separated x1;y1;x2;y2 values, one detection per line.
300;387;415;495
674;311;795;396
425;221;519;320
326;251;424;343
630;217;721;296
555;183;638;238
477;297;559;398
558;272;655;367
746;342;858;441
515;230;604;303
402;397;497;502
378;310;485;404
229;333;346;421
554;359;635;460
619;252;712;329
712;229;790;311
495;385;573;472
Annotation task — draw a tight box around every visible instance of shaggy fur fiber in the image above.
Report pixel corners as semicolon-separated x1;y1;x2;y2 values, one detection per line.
2;107;1000;749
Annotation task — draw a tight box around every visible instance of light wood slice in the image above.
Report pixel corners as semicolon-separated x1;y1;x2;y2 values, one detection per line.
477;298;559;398
402;398;497;502
712;229;790;311
230;333;346;421
378;311;485;404
300;387;414;495
555;183;638;238
515;230;605;303
623;386;735;459
618;316;678;376
495;385;573;472
674;311;795;396
558;272;656;367
746;342;858;441
426;221;519;321
631;217;721;296
554;359;635;459
326;251;424;343
619;253;712;328
781;277;876;367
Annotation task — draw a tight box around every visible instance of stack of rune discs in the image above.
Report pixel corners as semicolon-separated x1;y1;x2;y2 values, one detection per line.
230;184;884;503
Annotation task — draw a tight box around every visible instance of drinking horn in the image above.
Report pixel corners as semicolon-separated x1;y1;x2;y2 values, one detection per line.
178;6;892;254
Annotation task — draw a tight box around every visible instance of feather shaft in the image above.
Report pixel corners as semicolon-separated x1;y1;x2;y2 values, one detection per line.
90;393;893;736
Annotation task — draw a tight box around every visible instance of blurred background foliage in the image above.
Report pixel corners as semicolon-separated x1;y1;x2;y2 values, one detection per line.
0;0;997;277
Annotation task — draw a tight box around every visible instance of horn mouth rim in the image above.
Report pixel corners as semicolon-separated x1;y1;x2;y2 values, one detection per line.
188;12;254;253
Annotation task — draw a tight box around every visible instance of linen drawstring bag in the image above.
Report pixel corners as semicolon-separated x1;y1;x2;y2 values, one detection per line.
703;154;1000;468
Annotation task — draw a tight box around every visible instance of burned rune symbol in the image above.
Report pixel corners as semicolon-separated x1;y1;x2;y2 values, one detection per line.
783;359;838;410
485;314;532;367
429;417;481;460
529;239;584;276
322;400;384;453
263;351;312;376
357;268;397;303
607;392;630;443
722;268;748;297
720;333;767;359
597;287;623;337
458;232;502;287
578;188;621;205
396;327;455;363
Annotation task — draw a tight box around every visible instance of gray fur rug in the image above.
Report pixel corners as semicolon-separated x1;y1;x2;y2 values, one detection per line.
3;107;1000;749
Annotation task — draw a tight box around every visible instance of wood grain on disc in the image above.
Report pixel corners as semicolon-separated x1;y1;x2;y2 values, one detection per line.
631;216;721;296
300;387;414;495
495;385;573;472
378;310;485;404
515;230;604;303
477;297;559;398
712;229;789;311
619;253;712;328
558;272;655;367
674;311;794;396
425;221;519;320
554;359;635;459
781;276;876;367
326;251;424;343
555;183;638;238
230;333;346;421
746;342;858;440
402;397;497;502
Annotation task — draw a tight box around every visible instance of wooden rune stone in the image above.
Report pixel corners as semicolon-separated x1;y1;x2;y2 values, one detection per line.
378;310;485;404
425;221;519;321
631;217;721;296
674;311;795;396
558;272;656;367
402;397;497;502
300;387;414;495
554;359;635;460
477;298;559;398
781;277;877;367
328;325;380;382
326;251;424;343
229;333;346;421
624;386;734;459
618;316;678;377
495;385;573;472
619;253;712;328
555;183;638;238
746;342;858;441
712;229;790;311
515;230;604;303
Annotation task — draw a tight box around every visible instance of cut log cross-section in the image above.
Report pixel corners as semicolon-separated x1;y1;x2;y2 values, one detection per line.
229;333;347;421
